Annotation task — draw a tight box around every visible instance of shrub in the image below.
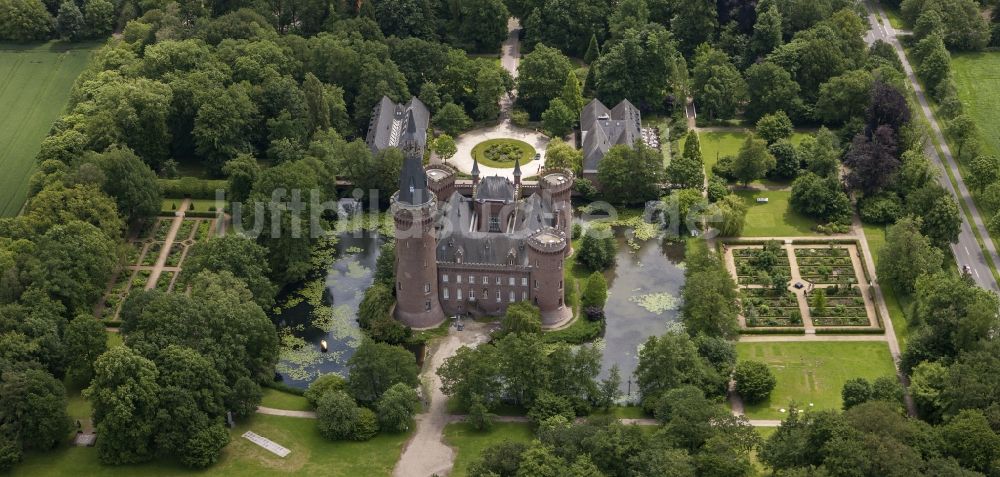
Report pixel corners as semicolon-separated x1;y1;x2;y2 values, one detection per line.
733;360;776;404
574;177;598;199
468;394;495;431
580;271;608;310
527;391;575;425
305;374;347;408
858;193;903;224
511;109;530;128
841;377;872;410
584;306;604;321
316;390;360;441
352;408;379;441
577;223;616;270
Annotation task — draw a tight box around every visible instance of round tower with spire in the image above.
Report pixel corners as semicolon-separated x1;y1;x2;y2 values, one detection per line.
391;140;446;329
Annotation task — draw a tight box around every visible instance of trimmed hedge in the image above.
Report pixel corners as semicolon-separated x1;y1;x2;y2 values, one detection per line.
159;178;228;199
814;328;885;335
739;328;805;335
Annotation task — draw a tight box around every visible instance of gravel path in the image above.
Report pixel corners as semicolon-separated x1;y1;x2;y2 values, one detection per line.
393;321;494;477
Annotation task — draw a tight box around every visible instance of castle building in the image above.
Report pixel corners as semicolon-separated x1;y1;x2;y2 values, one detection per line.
390;148;574;329
580;98;642;181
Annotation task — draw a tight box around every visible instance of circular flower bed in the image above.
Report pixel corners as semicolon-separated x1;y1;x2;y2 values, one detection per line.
470;138;535;168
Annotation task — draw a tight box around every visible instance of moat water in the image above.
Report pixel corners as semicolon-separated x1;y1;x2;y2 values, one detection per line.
599;235;685;398
272;233;384;388
271;230;686;394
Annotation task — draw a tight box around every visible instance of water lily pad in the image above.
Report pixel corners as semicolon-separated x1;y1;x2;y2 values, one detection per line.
628;292;680;314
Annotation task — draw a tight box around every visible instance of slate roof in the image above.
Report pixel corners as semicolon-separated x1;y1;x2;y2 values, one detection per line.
580;98;642;173
397;147;429;205
366;96;430;153
435;191;557;266
475;176;515;202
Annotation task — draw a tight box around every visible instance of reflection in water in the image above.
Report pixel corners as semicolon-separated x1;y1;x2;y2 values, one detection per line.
600;235;686;399
269;229;685;395
273;234;384;388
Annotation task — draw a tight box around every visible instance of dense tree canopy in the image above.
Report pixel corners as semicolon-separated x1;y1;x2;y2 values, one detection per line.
597;142;665;205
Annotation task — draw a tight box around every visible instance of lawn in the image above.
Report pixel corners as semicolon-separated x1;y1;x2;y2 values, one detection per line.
161;198;225;213
734;341;897;420
471;138;535;168
734;190;818;237
678;130;811;176
862;223;913;348
952;52;1000;160
0;42;95;216
13;414;411;476
261;388;312;412
880;2;906;30
105;331;123;349
443;422;535;477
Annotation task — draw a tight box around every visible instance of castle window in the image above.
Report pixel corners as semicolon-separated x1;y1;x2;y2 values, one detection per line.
534;279;538;289
483;275;488;285
496;290;501;301
509;277;515;286
559;280;563;290
398;281;402;291
458;289;463;300
425;300;431;311
442;274;448;283
457;275;462;284
469;275;475;284
424;283;431;294
509;291;515;302
483;288;488;300
522;277;528;286
469;289;475;300
522;291;528;301
559;297;563;307
495;276;500;285
489;216;500;233
443;288;449;300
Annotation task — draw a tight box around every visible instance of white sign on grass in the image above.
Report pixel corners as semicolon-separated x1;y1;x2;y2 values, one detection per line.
242;431;291;457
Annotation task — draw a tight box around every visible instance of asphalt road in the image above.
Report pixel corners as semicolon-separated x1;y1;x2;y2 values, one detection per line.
864;1;1000;293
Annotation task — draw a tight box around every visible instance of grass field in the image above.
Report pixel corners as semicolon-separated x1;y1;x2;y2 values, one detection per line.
679;130;811;176
471;138;535;168
0;42;95;216
161;198;224;213
734;190;818;237
862;223;913;348
14;414;411;476
443;423;535;477
952;53;1000;160
261;388;312;412
735;341;897;420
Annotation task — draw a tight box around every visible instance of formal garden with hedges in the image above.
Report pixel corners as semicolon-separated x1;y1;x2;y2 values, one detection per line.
740;288;803;328
807;285;869;326
795;247;858;285
732;241;792;286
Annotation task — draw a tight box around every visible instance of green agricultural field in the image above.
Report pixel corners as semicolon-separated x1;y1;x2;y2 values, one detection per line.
443;422;535;477
952;53;1000;160
14;414;411;476
734;190;818;237
735;341;897;420
0;42;95;216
